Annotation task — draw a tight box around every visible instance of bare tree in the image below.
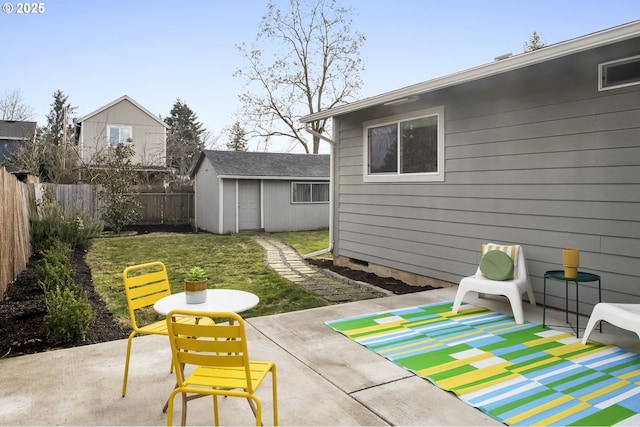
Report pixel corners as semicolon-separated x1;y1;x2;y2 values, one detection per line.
235;0;365;153
0;89;34;121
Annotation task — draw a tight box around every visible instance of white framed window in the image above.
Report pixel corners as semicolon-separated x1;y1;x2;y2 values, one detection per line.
107;125;132;147
599;55;640;91
292;182;329;203
363;106;444;182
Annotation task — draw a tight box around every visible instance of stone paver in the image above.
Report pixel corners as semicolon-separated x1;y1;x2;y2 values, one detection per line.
252;235;388;303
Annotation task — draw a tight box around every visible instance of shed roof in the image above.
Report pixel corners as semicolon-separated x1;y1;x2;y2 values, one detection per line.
0;120;37;139
300;20;640;123
193;150;329;179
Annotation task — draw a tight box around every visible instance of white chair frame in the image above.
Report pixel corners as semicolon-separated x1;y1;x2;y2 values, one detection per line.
582;303;640;345
452;244;536;324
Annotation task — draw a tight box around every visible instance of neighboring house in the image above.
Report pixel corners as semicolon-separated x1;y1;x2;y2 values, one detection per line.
300;21;640;313
0;120;37;177
191;150;330;234
76;95;168;170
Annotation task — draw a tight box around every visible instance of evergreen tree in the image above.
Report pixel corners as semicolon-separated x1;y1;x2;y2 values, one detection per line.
32;90;78;183
524;31;546;52
227;121;248;151
164;99;205;176
42;90;75;146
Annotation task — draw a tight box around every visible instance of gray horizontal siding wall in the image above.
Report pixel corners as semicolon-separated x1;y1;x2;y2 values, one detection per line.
333;44;640;314
263;181;329;232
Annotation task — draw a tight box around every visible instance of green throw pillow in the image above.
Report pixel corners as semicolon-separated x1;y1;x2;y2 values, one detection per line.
480;250;514;281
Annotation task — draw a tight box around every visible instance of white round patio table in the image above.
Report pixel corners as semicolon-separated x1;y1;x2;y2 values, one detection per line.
153;289;259;316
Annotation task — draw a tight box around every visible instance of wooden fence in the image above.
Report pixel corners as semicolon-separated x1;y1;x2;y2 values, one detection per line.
36;183;106;217
0;167;34;297
1;178;193;298
134;184;194;225
40;183;194;226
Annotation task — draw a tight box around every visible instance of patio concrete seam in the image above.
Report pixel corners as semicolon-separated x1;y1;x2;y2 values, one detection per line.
246;317;392;425
348;374;416;395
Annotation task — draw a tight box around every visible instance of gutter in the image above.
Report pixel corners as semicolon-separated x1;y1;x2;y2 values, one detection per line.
302;124;335;259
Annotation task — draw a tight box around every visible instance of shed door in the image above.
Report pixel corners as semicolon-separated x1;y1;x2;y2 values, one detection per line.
238;180;261;231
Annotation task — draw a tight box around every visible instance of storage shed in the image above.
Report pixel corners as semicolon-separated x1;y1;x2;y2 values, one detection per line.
191;150;330;234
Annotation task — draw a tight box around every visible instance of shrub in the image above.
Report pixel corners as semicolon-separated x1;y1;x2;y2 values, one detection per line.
30;199;103;252
44;285;95;343
92;144;142;233
36;239;74;292
37;238;96;344
62;203;104;251
30;201;64;252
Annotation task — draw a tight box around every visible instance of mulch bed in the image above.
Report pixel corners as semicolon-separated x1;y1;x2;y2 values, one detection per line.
0;250;129;359
0;227;433;359
307;258;437;295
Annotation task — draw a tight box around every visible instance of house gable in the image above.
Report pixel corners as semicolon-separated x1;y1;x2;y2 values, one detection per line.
77;95;167;168
78;95;168;128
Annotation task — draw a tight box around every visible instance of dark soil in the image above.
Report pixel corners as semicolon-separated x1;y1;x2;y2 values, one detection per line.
0;226;429;359
307;258;436;295
0;250;129;359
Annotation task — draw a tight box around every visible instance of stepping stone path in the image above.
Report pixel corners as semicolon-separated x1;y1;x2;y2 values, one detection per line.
252;235;388;303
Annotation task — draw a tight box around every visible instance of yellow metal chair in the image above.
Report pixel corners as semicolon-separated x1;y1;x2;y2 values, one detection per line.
165;310;278;426
121;261;213;397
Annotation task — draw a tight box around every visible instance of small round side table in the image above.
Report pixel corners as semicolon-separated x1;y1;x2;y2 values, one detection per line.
542;270;601;338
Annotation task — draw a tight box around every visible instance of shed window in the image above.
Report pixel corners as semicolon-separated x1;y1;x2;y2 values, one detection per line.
108;125;132;147
599;55;640;91
292;182;329;203
364;106;444;182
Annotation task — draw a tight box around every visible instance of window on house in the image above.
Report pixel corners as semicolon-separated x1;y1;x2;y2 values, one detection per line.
599;55;640;91
364;106;444;182
292;182;329;203
108;125;132;147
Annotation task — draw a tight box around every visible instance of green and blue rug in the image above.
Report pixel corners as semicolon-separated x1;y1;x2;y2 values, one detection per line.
326;301;640;426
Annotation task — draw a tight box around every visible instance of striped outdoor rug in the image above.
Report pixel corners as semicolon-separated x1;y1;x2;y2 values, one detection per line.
326;301;640;426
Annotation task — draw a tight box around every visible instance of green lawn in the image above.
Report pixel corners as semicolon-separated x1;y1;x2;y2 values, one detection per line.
87;231;330;331
271;230;331;258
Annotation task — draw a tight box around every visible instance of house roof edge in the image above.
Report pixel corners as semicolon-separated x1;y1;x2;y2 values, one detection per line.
300;20;640;123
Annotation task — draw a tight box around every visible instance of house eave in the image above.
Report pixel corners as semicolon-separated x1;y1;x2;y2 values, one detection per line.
300;20;640;123
217;175;328;181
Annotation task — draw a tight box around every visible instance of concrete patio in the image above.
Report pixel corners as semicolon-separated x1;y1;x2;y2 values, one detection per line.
2;286;639;426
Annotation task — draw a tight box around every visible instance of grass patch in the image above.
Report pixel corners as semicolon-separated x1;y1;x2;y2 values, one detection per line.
272;230;330;258
87;232;329;330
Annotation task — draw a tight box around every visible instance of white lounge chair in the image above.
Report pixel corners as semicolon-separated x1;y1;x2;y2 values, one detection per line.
452;244;536;324
581;303;640;344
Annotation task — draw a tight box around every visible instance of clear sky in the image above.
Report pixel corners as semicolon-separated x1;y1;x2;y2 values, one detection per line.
2;0;638;153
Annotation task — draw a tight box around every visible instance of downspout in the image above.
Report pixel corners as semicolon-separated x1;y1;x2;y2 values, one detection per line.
303;124;335;259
